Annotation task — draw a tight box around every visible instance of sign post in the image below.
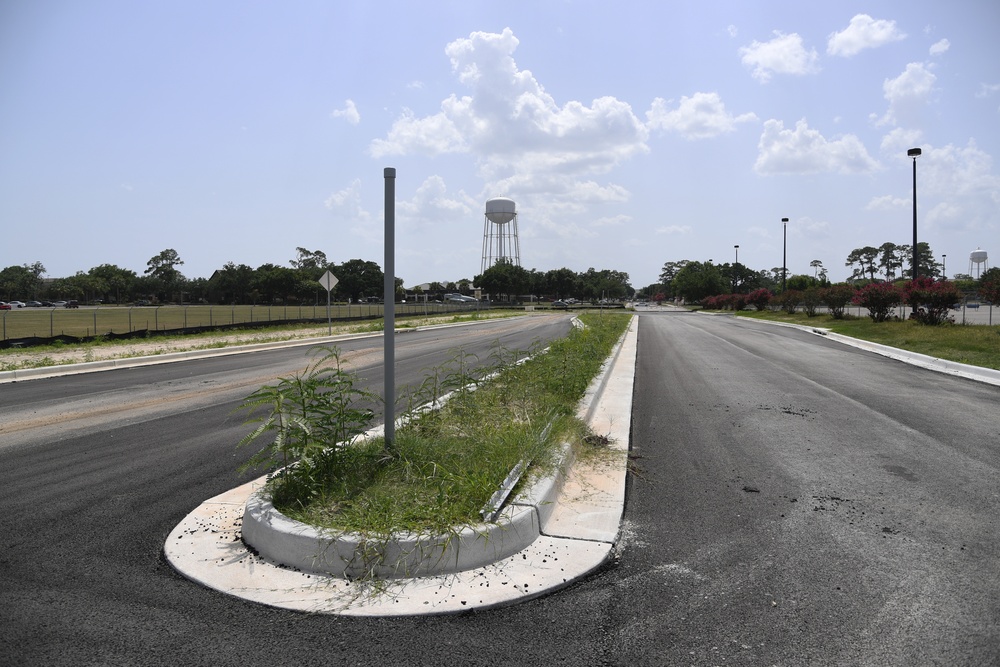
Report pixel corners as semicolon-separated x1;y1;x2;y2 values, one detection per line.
384;167;396;449
318;270;338;335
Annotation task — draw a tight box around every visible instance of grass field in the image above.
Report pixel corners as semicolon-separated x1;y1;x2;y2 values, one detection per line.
736;310;1000;371
0;302;485;341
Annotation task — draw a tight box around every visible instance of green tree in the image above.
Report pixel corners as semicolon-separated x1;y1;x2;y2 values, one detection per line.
578;268;632;301
846;246;880;282
253;264;298;303
475;259;530;301
0;262;45;299
786;274;820;291
334;259;385;303
672;261;724;302
877;242;904;281
289;247;328;274
88;264;137;304
210;262;255;304
544;267;579;299
809;259;825;281
145;249;185;301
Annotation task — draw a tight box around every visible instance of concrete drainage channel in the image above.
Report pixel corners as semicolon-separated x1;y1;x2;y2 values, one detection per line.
165;316;638;616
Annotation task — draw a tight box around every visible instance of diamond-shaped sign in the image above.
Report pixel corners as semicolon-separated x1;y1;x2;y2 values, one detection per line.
318;270;338;291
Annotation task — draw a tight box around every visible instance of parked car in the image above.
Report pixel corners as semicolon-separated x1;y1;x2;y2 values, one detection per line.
50;301;67;307
552;300;569;309
0;302;11;310
65;300;80;308
25;300;42;307
7;300;25;308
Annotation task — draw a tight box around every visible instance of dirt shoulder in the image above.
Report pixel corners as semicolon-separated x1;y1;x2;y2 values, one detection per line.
0;313;532;372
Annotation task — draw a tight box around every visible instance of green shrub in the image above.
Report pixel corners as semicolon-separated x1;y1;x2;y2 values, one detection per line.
821;284;855;319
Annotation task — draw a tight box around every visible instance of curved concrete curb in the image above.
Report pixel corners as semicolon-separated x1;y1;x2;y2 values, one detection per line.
731;315;1000;387
164;315;637;615
240;436;582;581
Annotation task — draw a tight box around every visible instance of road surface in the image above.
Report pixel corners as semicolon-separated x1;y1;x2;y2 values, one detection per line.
1;311;997;666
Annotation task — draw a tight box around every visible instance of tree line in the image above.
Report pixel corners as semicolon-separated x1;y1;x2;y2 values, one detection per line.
642;241;976;304
1;248;635;306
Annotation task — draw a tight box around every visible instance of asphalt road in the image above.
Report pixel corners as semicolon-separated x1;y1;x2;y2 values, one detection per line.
2;311;998;666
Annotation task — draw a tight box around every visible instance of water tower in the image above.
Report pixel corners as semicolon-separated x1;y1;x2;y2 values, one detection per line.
969;248;989;278
481;196;520;274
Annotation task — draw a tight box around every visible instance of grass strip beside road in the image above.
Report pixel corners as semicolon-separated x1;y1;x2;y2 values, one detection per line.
267;312;632;538
736;310;1000;371
0;311;525;372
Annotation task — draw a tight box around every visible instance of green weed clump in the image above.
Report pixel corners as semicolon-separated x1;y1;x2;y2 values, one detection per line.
238;312;631;537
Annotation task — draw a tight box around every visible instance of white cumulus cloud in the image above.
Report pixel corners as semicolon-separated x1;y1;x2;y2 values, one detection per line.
929;38;950;56
646;92;757;140
369;27;650;215
827;14;906;57
875;62;937;126
331;99;361;125
740;32;820;83
754;119;880;175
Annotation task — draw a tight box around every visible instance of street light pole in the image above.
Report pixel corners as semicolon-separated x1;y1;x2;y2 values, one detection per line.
781;218;789;292
942;254;947;279
908;147;922;279
734;245;739;265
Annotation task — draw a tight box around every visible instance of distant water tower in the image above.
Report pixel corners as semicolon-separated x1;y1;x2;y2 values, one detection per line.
481;196;520;274
969;248;989;278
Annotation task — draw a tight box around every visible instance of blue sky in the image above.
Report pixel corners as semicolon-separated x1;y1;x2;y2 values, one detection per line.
2;1;998;288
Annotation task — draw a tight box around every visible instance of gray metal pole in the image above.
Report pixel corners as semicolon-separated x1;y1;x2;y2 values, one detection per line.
912;155;918;279
908;148;921;279
384;167;396;448
781;218;789;292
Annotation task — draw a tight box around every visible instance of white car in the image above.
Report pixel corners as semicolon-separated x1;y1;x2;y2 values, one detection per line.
7;301;25;308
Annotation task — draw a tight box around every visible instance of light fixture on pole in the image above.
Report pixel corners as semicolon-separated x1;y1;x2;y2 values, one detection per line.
908;148;922;279
942;254;947;279
781;218;789;292
734;245;739;264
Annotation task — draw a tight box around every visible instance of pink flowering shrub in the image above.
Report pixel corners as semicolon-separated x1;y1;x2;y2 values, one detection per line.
978;270;1000;305
902;277;961;325
774;289;802;314
853;282;901;322
747;288;772;311
702;294;747;311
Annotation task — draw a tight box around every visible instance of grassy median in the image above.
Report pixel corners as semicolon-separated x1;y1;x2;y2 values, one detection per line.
246;312;632;537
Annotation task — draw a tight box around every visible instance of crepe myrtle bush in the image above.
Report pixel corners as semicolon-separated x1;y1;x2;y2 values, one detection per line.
802;287;823;317
853;282;901;323
774;289;802;314
979;268;1000;304
902;277;962;325
747;288;772;312
702;293;748;311
821;284;856;319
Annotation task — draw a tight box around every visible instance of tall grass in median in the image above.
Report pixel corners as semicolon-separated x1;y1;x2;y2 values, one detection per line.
237;312;632;537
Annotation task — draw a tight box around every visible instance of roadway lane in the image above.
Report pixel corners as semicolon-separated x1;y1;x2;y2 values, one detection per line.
2;310;998;666
622;310;1000;665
